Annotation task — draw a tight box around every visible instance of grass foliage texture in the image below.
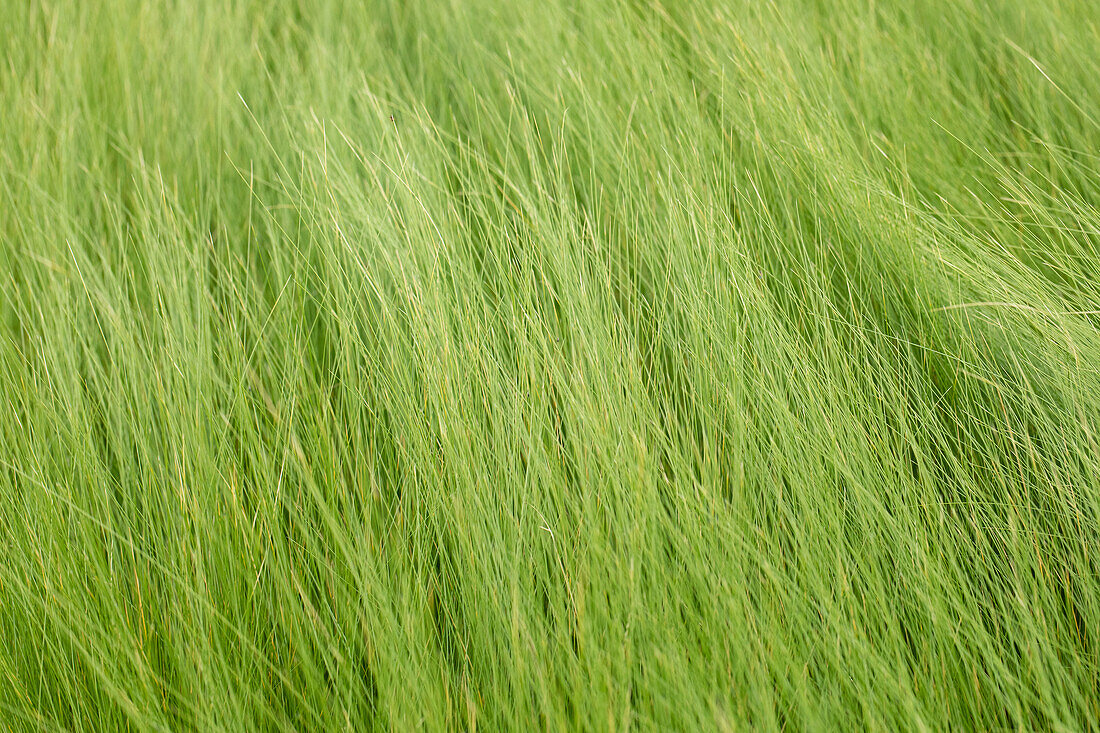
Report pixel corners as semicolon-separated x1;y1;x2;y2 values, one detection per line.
3;0;1100;729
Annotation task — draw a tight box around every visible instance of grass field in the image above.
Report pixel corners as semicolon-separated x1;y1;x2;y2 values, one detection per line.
3;0;1100;729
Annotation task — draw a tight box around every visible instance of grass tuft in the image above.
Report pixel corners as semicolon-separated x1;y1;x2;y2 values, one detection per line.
3;0;1100;729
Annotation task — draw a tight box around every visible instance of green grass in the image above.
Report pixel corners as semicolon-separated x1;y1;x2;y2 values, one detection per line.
2;0;1100;729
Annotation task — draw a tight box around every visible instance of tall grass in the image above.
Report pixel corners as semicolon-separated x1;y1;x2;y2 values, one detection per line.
2;0;1100;729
